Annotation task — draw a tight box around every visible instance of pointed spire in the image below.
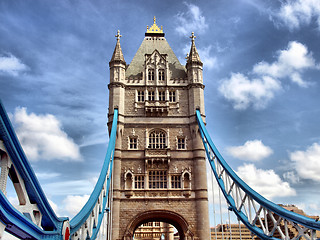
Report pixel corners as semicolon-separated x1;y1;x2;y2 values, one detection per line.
110;30;126;64
187;32;202;66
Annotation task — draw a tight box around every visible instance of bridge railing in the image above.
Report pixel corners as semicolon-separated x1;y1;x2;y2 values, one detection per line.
69;109;118;240
0;100;118;240
196;110;320;240
0;100;68;239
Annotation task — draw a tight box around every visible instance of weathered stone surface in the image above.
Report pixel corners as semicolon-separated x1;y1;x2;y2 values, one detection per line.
108;25;209;240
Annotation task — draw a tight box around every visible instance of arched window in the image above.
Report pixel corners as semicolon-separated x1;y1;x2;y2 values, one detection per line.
183;172;191;189
148;69;154;81
125;172;133;190
158;69;165;81
148;130;167;149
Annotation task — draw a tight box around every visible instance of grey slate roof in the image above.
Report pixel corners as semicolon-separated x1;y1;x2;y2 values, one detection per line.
126;37;187;79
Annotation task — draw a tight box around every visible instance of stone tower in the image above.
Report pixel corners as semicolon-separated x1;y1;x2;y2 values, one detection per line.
108;18;210;240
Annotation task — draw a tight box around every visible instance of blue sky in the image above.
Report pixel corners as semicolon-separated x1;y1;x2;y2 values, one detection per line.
1;0;320;224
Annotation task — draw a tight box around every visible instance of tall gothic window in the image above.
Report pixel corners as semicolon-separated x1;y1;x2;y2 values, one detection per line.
148;130;166;149
169;91;176;102
134;176;144;189
149;170;167;189
158;91;165;101
137;90;144;102
129;137;137;149
158;69;165;81
177;137;185;149
148;69;155;81
171;175;181;188
148;90;155;101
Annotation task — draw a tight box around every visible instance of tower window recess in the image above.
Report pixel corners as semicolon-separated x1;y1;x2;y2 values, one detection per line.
134;175;145;189
158;69;165;81
148;130;166;149
169;91;176;102
125;172;133;190
148;69;155;81
148;90;155;101
129;137;137;149
158;91;165;101
183;172;191;189
177;137;185;149
171;175;181;188
149;170;167;189
137;90;144;102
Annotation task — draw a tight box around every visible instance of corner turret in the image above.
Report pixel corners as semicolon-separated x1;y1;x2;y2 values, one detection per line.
186;32;202;68
110;30;126;65
186;32;205;115
108;30;126;116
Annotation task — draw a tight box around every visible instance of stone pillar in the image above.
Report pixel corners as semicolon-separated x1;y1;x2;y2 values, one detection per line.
191;124;210;240
111;124;123;240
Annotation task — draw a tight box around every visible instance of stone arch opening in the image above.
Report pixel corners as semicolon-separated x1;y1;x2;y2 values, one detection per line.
124;210;193;240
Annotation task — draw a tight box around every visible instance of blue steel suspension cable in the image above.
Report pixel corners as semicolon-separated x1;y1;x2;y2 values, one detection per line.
196;109;320;239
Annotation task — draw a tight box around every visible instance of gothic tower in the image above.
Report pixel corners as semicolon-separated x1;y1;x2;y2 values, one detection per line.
108;18;210;240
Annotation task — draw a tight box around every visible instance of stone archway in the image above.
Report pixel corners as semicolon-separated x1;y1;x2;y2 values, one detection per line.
123;210;194;240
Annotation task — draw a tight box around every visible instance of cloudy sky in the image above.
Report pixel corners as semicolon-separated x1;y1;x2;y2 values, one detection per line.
1;0;320;225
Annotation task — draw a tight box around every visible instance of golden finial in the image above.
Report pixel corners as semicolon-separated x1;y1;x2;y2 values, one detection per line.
185;53;189;60
115;30;122;41
190;32;196;42
146;16;164;34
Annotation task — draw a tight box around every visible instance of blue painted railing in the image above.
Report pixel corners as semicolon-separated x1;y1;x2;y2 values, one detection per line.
0;100;118;239
196;110;320;240
70;109;118;238
0;100;68;239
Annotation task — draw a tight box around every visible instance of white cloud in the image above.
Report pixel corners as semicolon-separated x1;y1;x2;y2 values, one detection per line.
227;140;273;162
12;107;81;161
253;41;316;87
276;0;320;31
0;53;27;76
42;178;97;196
175;3;208;36
182;44;217;70
197;45;218;70
48;199;61;217
237;164;296;200
283;171;300;184
35;172;61;179
308;203;320;215
219;41;318;110
219;73;281;110
290;143;320;182
62;194;90;217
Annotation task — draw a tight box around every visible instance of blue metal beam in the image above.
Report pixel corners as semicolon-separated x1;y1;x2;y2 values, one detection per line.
0;100;68;239
196;110;320;239
70;108;118;238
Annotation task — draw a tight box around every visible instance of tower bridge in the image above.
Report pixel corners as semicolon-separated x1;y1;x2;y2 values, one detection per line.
0;18;320;240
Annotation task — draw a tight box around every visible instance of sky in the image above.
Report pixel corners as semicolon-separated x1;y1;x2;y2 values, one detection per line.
1;0;320;229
